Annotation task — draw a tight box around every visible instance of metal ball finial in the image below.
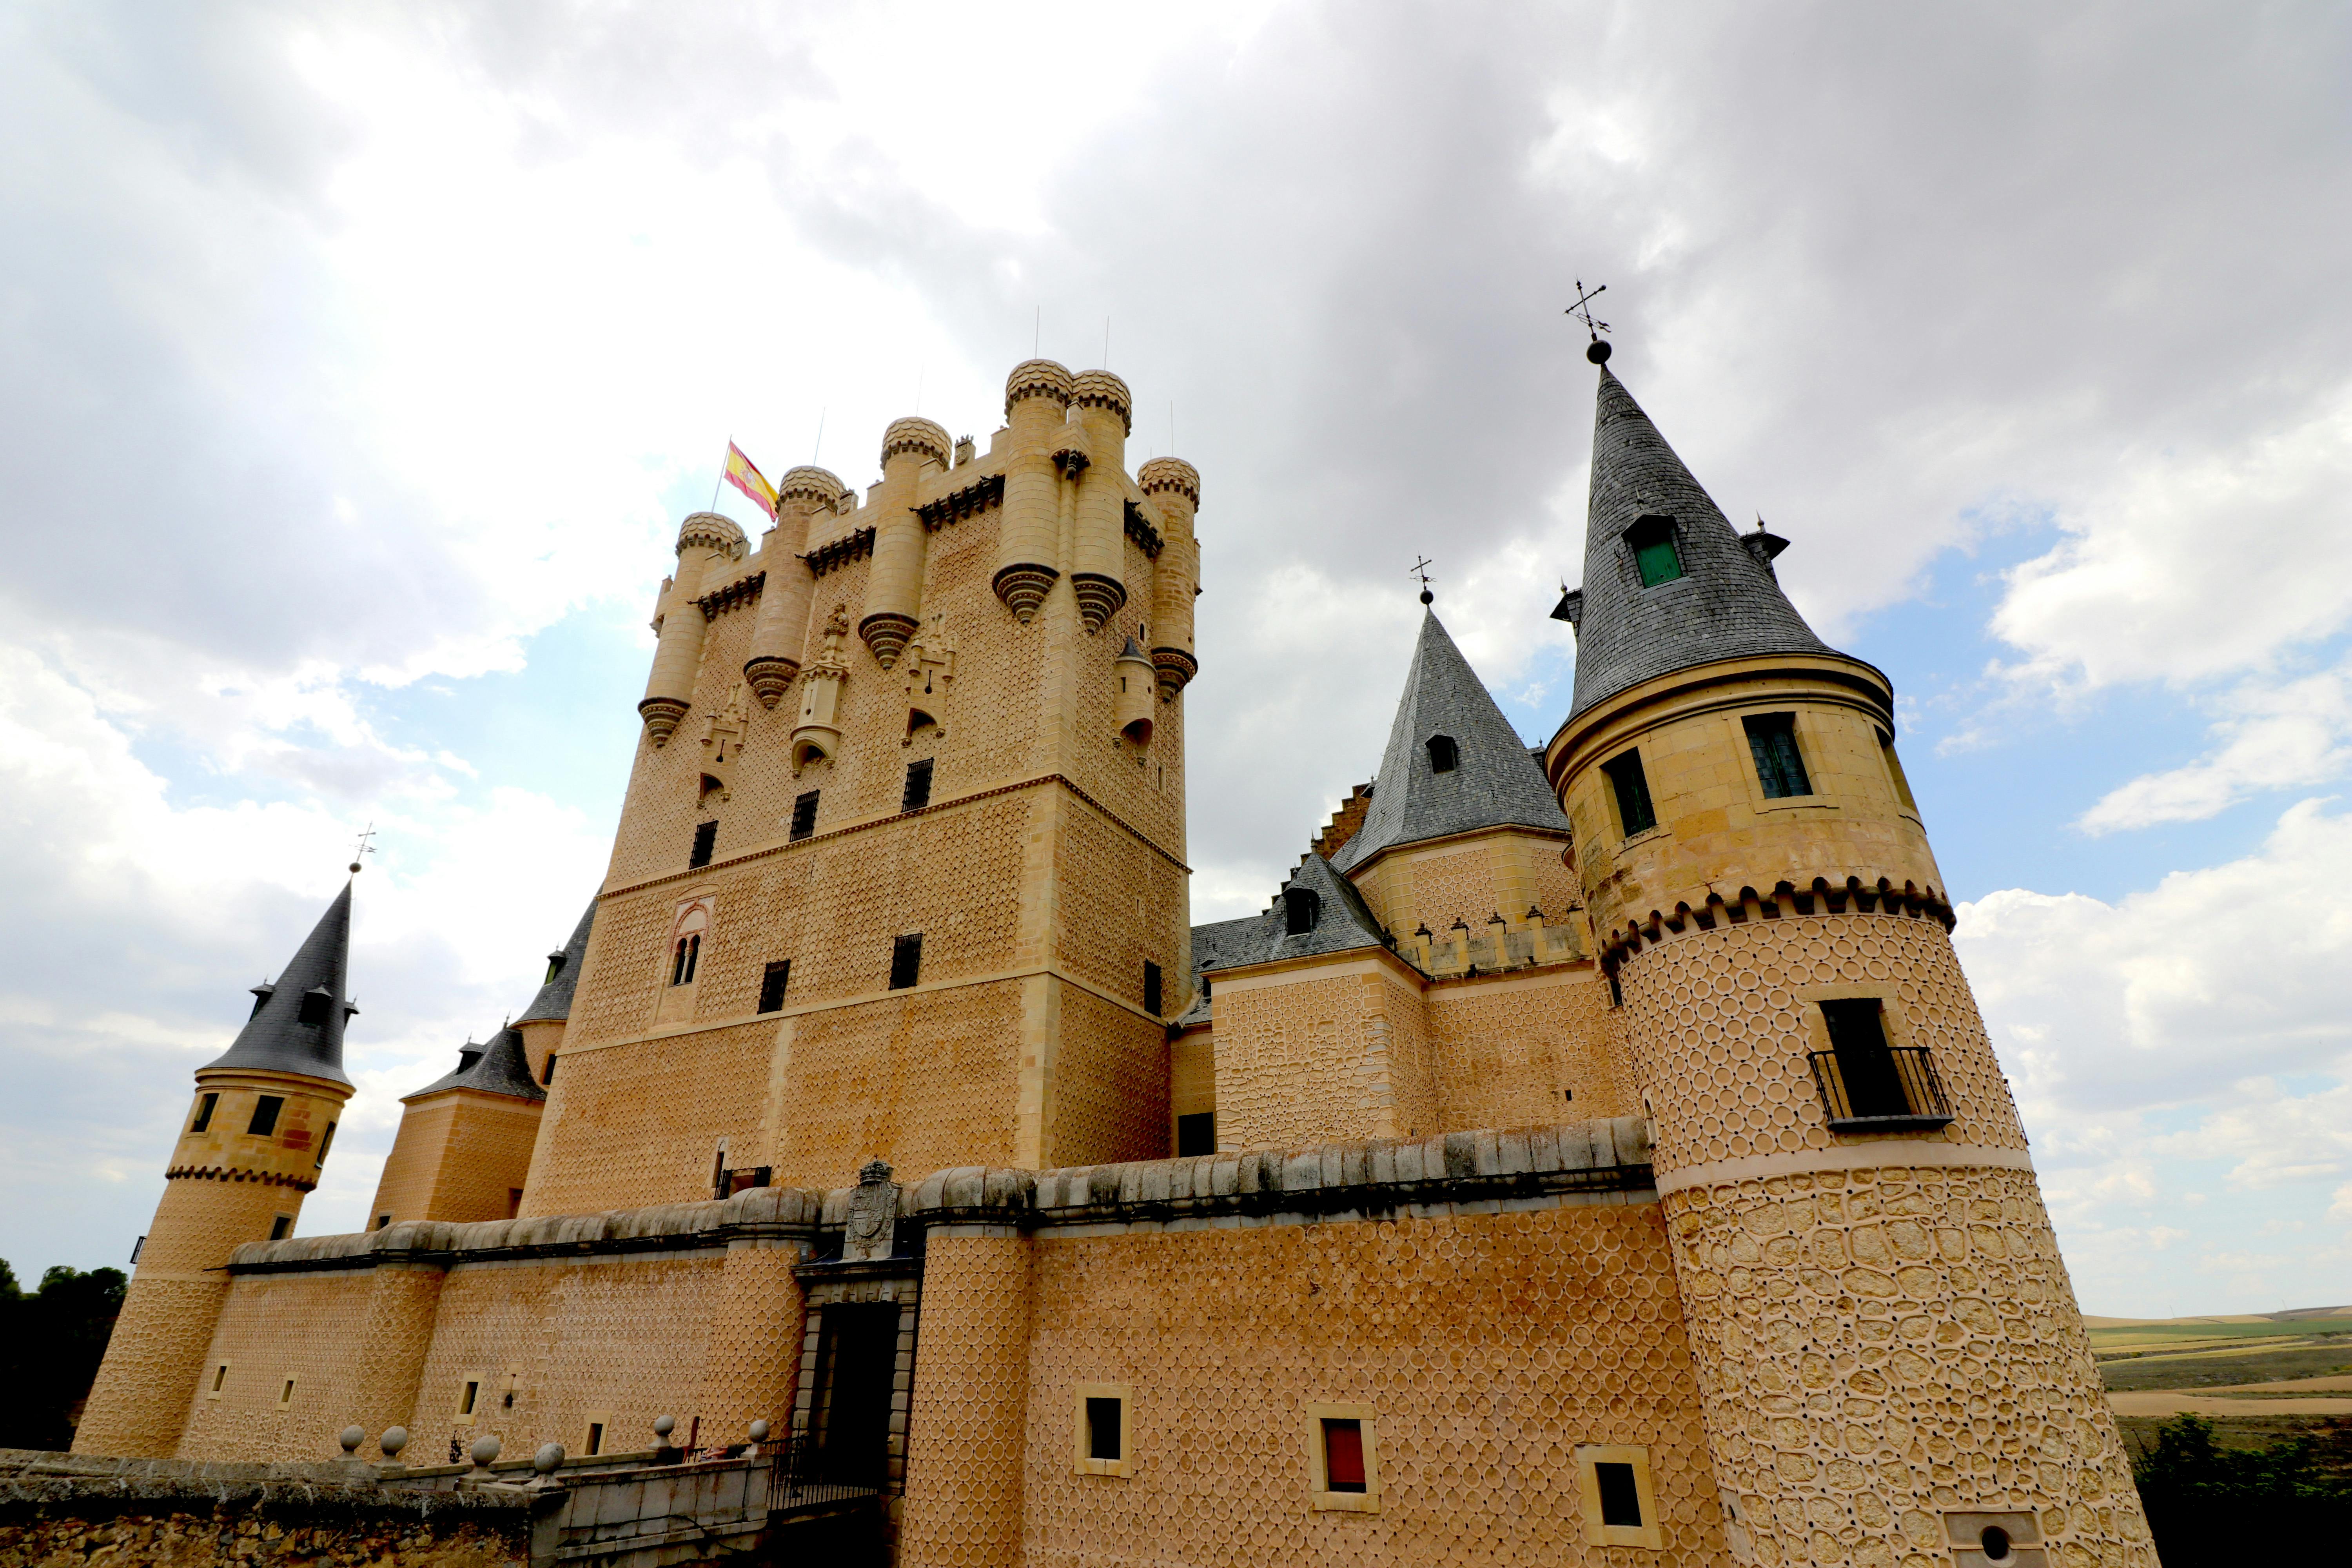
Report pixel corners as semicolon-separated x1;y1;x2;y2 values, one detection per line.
348;862;362;874
1586;339;1612;365
1419;587;1434;605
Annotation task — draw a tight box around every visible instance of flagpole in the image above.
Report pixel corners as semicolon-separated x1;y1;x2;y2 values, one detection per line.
710;437;726;513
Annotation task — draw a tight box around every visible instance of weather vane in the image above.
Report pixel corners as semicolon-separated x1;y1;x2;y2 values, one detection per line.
350;822;376;876
1409;555;1435;606
1566;279;1612;364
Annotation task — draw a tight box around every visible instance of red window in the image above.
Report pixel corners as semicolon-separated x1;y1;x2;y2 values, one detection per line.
1321;1418;1365;1492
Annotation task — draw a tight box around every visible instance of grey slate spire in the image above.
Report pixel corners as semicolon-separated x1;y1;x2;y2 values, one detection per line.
515;899;596;1026
1566;367;1830;718
402;1025;545;1103
1330;611;1569;873
199;881;356;1087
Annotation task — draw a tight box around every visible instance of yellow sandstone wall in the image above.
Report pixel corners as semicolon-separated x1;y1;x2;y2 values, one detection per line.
1000;1201;1722;1567
371;1094;541;1225
1425;965;1628;1131
1209;957;1437;1149
900;1229;1036;1568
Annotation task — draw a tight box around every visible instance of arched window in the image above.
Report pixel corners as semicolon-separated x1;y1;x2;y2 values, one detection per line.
669;903;710;987
1426;735;1458;773
1284;886;1321;935
671;934;700;986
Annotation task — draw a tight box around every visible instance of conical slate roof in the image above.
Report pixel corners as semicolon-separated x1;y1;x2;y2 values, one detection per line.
1330;612;1569;873
515;900;596;1025
1567;368;1830;717
199;881;357;1087
402;1025;545;1103
1195;851;1393;975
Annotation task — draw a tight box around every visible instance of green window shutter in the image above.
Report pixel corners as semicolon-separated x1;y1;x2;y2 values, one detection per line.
1742;713;1812;798
1602;750;1657;837
1627;515;1684;587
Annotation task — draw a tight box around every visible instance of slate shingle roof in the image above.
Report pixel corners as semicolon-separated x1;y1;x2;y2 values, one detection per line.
199;881;356;1087
1329;611;1568;873
515;900;596;1025
402;1025;545;1103
1188;851;1394;1003
1568;367;1831;718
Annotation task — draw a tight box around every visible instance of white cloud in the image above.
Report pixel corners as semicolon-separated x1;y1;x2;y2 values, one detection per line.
2079;660;2352;832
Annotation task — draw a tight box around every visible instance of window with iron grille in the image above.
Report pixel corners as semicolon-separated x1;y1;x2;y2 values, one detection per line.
1626;515;1683;587
1808;997;1954;1131
1602;750;1657;836
248;1096;283;1136
1143;961;1163;1017
790;791;819;841
889;933;923;990
902;759;933;812
1742;713;1812;798
689;820;718;868
759;960;792;1014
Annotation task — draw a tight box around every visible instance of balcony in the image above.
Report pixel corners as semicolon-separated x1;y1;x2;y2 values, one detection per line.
1808;1045;1955;1134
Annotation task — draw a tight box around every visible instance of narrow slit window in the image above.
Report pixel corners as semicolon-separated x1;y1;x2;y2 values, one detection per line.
279;1378;296;1407
248;1096;284;1137
889;933;923;990
374;1214;391;1230
1143;961;1163;1017
212;1365;229;1394
1425;734;1458;773
459;1381;479;1417
190;1093;218;1133
902;758;934;812
1283;886;1321;935
1743;713;1813;798
689;820;718;868
1602;750;1657;837
789;790;819;841
1321;1419;1367;1492
269;1214;292;1241
585;1421;605;1456
315;1121;336;1167
1176;1112;1216;1156
542;1054;557;1085
1626;514;1684;587
1086;1397;1122;1461
758;960;792;1014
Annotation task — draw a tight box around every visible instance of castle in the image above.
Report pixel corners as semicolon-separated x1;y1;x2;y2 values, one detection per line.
73;353;2154;1566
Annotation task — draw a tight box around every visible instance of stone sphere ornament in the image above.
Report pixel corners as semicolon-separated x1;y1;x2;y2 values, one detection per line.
338;1425;364;1455
748;1419;770;1443
653;1414;676;1440
534;1442;565;1475
470;1434;502;1468
379;1426;408;1459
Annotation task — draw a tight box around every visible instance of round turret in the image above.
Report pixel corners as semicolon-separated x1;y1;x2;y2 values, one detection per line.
1137;457;1200;507
881;417;953;469
676;512;748;558
1004;359;1073;418
775;466;848;510
1068;369;1132;436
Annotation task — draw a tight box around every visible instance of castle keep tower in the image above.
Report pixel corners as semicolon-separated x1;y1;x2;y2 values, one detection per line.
75;881;359;1457
524;359;1200;1214
1545;360;2149;1565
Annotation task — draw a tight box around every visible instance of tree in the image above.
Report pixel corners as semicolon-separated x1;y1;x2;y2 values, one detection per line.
0;1261;127;1452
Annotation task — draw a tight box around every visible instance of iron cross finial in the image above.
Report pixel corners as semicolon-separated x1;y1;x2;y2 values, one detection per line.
1409;555;1435;606
1567;280;1614;364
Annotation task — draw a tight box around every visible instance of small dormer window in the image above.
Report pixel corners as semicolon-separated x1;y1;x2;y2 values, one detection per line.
1626;515;1683;588
296;988;334;1027
1426;735;1458;773
543;951;566;985
1284;887;1321;935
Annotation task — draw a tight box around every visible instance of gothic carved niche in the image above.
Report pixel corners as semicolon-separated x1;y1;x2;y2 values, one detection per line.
900;612;957;745
791;606;853;772
698;680;751;803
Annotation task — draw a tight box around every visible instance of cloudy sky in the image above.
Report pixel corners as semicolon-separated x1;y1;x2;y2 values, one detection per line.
3;1;2348;1318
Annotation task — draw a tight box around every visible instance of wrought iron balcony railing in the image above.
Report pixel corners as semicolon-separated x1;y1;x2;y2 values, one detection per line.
766;1431;887;1515
1807;1045;1955;1133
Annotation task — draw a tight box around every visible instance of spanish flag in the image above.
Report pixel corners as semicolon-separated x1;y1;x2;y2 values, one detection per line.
722;441;778;516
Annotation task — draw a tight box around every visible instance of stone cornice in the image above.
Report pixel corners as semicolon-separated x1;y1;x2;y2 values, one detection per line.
1545;650;1895;794
1602;875;1956;976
